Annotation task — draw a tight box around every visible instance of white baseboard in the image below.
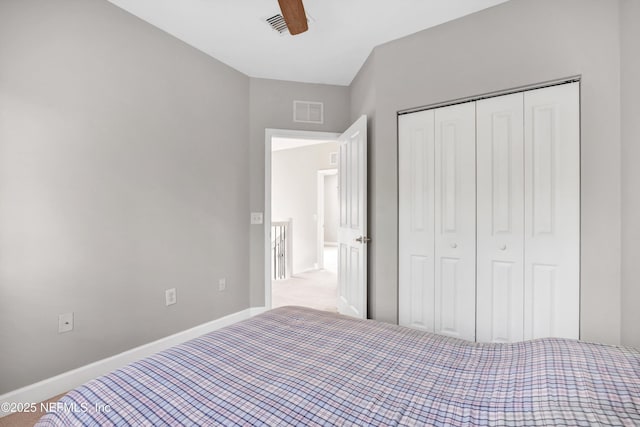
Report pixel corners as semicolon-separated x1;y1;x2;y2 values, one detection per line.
0;307;267;417
249;306;268;317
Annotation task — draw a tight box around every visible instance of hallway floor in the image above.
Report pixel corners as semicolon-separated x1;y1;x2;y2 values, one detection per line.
272;246;337;313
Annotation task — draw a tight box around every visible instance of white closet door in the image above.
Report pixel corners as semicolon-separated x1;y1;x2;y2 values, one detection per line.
398;110;435;331
476;93;525;343
524;82;580;340
434;102;476;341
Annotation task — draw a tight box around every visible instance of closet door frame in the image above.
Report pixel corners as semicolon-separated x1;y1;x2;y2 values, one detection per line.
397;77;581;343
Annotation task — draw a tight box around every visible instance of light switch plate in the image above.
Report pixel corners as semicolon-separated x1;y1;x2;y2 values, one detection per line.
250;212;263;225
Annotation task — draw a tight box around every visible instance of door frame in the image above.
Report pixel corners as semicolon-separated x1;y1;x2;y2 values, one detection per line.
264;129;341;310
316;168;338;270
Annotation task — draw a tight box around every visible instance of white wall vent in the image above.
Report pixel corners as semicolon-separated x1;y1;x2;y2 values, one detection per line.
265;13;315;35
293;100;324;124
266;14;289;34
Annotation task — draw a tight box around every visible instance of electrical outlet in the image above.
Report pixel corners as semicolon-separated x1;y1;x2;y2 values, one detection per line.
165;288;177;306
218;278;226;292
58;312;74;333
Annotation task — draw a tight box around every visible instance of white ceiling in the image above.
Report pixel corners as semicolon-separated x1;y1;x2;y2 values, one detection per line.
107;0;510;86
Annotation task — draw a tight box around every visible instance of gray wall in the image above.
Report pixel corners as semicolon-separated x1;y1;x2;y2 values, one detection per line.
349;53;378;318
351;0;623;344
0;0;250;393
621;0;640;349
249;78;350;307
272;143;338;273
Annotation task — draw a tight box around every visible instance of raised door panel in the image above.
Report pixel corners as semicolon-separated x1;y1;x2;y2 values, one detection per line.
398;111;435;330
434;102;476;341
523;83;580;340
476;93;525;343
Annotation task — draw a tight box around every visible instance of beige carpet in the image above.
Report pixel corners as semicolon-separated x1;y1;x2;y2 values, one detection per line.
272;268;338;312
0;393;65;427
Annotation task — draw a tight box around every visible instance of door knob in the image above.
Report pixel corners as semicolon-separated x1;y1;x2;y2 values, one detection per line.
450;243;458;249
499;244;507;251
355;236;371;243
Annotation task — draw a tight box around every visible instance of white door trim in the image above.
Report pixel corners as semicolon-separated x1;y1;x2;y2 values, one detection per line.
264;129;341;310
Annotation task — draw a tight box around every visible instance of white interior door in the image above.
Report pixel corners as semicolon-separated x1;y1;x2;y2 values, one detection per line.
524;83;580;340
398;110;436;331
337;115;367;318
434;102;476;341
476;93;525;343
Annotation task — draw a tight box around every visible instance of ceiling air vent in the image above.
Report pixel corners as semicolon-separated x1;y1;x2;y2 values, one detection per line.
293;101;324;124
266;14;289;34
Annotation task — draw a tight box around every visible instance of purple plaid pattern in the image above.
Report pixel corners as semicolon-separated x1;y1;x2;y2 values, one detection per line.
36;307;640;426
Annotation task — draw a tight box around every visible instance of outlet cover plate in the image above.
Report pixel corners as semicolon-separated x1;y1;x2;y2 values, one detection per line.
58;312;74;333
165;288;177;306
250;212;263;225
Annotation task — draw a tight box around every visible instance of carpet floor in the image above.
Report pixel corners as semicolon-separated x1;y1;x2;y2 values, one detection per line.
272;269;338;312
272;246;338;312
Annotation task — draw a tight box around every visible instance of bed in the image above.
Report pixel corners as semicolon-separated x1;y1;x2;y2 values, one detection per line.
36;306;640;426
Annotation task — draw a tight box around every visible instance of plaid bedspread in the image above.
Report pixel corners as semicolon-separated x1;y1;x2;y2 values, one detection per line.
36;306;640;426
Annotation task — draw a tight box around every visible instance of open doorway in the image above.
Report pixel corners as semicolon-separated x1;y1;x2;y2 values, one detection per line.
265;116;368;318
316;168;338;271
266;131;340;313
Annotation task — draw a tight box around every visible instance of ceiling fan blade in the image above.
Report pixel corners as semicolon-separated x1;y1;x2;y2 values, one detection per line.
277;0;308;35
